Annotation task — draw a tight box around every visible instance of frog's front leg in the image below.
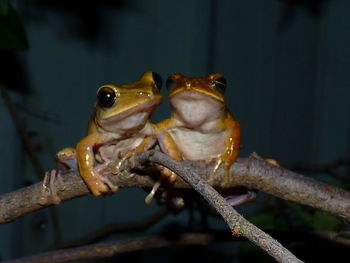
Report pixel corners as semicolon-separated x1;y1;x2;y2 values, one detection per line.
39;147;76;205
144;125;181;204
213;118;241;184
76;133;117;196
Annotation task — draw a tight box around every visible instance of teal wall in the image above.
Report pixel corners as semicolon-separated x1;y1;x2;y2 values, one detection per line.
1;0;350;260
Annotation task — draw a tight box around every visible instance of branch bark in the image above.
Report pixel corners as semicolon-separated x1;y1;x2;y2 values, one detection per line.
136;151;302;262
1;151;305;262
2;232;233;263
52;208;169;249
1;153;350;223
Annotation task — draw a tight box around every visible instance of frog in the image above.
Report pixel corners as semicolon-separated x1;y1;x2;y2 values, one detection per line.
40;71;163;204
148;73;243;205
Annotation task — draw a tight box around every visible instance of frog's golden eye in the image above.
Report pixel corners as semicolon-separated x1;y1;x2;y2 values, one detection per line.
166;77;176;91
152;72;162;90
211;77;227;94
97;87;116;108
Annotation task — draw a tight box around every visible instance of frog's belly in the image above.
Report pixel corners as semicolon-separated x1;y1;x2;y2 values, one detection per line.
169;129;227;161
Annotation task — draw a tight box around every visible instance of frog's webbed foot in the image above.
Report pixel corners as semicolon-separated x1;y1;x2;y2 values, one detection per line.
110;150;138;175
89;165;119;195
38;170;64;205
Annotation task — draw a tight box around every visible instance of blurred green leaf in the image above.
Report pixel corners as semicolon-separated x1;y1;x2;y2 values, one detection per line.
0;1;29;51
0;0;11;17
287;203;314;225
248;213;276;230
239;241;271;263
287;203;343;231
311;211;343;231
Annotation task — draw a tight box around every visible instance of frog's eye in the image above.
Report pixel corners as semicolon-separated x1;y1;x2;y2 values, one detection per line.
152;72;162;90
97;86;116;108
166;77;175;91
212;77;227;94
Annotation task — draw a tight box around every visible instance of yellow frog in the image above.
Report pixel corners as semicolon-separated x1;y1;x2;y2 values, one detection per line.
41;72;163;203
147;73;241;204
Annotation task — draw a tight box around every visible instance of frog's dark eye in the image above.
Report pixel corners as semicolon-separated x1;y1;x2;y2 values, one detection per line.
152;72;162;90
166;77;175;91
97;86;116;108
212;77;227;94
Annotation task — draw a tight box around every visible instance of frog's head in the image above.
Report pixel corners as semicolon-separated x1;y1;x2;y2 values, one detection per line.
165;73;227;127
166;73;226;102
95;72;162;132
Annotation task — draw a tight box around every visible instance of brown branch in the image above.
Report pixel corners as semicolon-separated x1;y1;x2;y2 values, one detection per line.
1;153;350;224
312;230;350;247
53;208;169;249
2;232;234;263
136;150;302;262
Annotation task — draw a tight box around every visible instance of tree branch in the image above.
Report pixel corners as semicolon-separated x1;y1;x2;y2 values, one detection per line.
2;232;234;263
1;153;350;223
1;151;305;262
52;208;169;249
136;150;302;262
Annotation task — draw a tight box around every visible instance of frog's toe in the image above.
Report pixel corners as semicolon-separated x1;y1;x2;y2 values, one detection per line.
212;158;224;174
145;181;161;205
111;151;135;175
100;176;119;193
38;170;62;205
225;190;257;206
88;170;118;195
88;181;107;196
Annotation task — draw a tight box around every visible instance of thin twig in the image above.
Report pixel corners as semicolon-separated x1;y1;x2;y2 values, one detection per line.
0;86;45;179
0;86;62;243
312;230;350;247
2;232;234;263
52;208;169;249
136;150;303;263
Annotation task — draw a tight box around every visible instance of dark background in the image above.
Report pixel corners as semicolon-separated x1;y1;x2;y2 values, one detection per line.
1;0;349;261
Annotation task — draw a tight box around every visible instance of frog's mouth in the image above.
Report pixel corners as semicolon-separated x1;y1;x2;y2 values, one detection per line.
170;90;223;105
98;97;162;125
170;88;224;102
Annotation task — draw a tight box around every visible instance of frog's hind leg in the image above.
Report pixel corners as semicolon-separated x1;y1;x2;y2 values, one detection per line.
144;170;176;205
144;129;181;205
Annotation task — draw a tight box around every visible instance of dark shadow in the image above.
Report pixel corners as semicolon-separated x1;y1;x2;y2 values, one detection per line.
0;50;30;94
20;0;133;45
278;0;331;32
